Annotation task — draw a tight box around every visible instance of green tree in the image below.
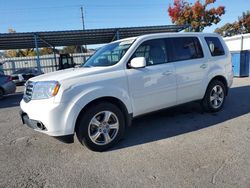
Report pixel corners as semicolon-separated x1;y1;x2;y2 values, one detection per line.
239;10;250;33
214;22;241;36
61;46;87;54
215;11;250;36
168;0;225;32
5;48;36;57
40;47;54;55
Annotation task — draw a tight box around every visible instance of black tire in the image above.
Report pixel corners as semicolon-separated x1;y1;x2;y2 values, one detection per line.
201;80;226;113
76;102;126;152
0;88;4;100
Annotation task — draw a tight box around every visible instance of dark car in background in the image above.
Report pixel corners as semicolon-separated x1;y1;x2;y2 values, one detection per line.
11;68;44;85
0;73;16;99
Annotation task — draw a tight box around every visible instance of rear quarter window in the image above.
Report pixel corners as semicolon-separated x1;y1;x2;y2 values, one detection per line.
205;37;225;56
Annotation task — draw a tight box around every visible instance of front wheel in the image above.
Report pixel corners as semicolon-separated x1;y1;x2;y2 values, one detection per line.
201;80;226;112
76;102;125;152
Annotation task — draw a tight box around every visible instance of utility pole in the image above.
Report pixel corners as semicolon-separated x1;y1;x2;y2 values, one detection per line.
80;6;87;52
80;6;85;30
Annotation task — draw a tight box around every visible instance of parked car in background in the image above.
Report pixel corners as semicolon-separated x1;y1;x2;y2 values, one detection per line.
0;72;16;99
11;68;44;85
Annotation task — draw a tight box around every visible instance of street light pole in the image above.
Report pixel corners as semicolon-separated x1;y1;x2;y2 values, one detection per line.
80;6;85;31
80;6;87;52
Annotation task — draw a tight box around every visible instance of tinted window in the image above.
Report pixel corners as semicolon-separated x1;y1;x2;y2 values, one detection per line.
169;37;204;62
132;39;168;66
205;37;225;56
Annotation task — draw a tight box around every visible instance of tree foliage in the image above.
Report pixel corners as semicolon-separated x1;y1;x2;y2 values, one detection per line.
215;11;250;36
214;22;241;36
168;0;225;32
40;47;54;55
239;11;250;33
61;46;87;54
5;48;36;57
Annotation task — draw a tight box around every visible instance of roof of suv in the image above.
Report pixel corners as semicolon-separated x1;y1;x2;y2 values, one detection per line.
138;32;220;39
115;32;221;44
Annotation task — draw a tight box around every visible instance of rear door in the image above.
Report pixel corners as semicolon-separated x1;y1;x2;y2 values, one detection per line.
169;37;207;104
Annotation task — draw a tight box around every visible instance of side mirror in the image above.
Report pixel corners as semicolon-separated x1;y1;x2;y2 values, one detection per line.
129;57;146;68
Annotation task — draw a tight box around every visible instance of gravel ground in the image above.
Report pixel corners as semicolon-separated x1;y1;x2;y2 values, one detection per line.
0;78;249;188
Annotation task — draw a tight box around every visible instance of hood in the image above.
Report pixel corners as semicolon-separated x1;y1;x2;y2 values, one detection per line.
29;67;105;82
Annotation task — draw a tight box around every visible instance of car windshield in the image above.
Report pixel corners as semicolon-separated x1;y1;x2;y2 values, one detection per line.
82;39;135;67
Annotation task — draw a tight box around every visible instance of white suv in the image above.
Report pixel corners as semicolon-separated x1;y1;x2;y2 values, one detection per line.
20;33;233;151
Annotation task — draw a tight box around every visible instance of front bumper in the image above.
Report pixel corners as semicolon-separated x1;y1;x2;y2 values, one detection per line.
20;98;80;137
20;111;47;130
20;110;74;143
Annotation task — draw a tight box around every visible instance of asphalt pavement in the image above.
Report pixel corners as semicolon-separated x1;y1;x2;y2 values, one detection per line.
0;78;249;188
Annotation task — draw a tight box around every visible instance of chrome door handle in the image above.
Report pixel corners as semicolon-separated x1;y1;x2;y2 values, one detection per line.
200;64;207;69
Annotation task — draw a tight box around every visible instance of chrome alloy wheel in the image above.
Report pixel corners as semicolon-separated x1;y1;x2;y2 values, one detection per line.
88;111;119;145
210;85;224;109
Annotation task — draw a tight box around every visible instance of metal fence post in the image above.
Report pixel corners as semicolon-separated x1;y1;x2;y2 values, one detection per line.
11;60;16;74
34;33;41;71
116;30;120;40
53;47;57;71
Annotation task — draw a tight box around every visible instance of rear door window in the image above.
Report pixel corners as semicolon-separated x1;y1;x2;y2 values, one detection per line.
205;37;225;56
168;37;204;62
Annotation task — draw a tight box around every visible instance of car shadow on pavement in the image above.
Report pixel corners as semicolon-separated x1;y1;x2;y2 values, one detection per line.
112;85;250;151
0;92;23;109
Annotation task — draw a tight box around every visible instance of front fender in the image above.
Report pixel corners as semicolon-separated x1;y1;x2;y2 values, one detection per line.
61;85;132;134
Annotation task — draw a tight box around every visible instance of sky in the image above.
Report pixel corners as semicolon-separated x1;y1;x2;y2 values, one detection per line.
0;0;249;34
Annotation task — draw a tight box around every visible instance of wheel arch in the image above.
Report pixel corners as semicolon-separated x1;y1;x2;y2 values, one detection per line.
208;75;228;95
75;96;133;133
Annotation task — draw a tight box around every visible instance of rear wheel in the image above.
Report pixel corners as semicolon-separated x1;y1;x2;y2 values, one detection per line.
76;102;125;152
202;80;226;112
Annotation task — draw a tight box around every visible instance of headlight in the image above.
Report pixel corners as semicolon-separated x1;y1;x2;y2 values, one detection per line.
32;81;60;100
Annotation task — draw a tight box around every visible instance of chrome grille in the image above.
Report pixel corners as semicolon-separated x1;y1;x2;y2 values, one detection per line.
23;81;34;102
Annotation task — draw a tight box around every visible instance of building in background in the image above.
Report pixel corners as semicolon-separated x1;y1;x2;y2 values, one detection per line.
224;34;250;77
224;33;250;51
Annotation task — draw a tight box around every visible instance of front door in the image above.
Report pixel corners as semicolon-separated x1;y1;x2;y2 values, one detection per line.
126;39;177;116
